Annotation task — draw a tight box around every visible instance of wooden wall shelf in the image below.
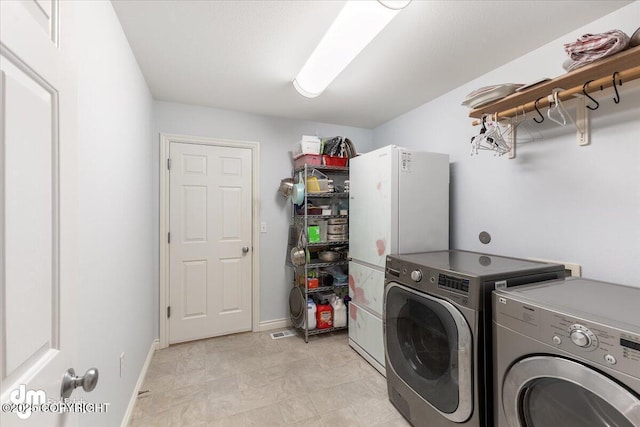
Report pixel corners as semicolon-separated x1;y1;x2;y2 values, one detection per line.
468;45;640;120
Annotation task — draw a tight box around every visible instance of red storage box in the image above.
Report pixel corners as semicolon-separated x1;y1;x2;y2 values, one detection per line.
293;154;323;169
323;155;348;167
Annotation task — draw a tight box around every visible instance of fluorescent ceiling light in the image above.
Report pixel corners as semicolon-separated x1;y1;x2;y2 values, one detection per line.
293;0;410;98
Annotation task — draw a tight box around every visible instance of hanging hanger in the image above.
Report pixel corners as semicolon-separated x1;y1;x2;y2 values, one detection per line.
470;114;510;156
582;80;600;110
483;114;511;156
547;89;587;136
516;104;543;143
612;71;622;104
533;98;545;123
547;90;567;126
469;115;488;156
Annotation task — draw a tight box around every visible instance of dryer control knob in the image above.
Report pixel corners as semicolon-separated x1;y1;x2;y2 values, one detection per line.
410;270;423;282
568;324;597;349
570;330;591;347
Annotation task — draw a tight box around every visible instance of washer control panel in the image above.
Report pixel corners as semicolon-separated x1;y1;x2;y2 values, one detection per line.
494;292;640;375
545;312;640;373
385;256;478;309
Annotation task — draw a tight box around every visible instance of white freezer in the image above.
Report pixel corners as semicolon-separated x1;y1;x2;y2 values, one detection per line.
349;145;449;268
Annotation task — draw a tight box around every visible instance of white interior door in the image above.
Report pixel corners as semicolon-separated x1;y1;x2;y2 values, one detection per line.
1;1;78;426
169;142;253;344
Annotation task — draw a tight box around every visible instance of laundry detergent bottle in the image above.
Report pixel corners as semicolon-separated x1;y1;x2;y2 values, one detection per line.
307;298;317;330
331;296;347;328
316;298;333;329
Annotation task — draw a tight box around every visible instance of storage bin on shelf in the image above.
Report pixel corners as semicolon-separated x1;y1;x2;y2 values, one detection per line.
292;135;322;158
293;154;323;169
323;155;348;167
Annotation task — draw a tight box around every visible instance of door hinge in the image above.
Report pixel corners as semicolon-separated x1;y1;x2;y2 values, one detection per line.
167;158;171;170
167;306;171;318
168;232;171;244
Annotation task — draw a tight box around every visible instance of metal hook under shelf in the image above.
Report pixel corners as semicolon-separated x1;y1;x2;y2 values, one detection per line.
533;98;545;123
582;80;600;110
612;71;622;104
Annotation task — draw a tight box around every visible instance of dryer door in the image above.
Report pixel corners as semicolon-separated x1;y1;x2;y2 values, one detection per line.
503;356;640;427
384;283;473;422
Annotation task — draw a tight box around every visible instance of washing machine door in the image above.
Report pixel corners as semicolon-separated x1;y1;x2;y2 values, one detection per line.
503;356;640;427
384;282;473;422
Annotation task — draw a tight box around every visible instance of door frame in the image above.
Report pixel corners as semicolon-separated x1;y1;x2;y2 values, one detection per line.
159;133;260;349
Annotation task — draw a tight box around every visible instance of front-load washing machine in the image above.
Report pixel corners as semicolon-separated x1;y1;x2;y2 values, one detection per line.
384;250;565;427
494;277;640;427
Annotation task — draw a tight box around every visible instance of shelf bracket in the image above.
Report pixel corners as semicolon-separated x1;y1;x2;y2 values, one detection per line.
574;94;590;146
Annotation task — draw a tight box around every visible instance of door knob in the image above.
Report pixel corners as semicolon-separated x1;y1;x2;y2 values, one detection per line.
61;367;99;399
242;246;250;253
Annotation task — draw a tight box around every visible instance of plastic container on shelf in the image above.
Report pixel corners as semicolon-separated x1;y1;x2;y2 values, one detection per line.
292;136;322;158
307;226;320;243
307;277;319;289
316;299;333;329
307;298;317;330
333;273;348;286
316;291;336;302
323;155;348;167
328;217;348;225
317;220;328;242
293;154;323;169
332;297;347;328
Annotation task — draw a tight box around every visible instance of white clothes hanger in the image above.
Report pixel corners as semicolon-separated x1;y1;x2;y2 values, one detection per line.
547;89;568;126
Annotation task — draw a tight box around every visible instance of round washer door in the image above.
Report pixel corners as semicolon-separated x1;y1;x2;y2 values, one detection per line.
384;282;473;423
503;356;640;427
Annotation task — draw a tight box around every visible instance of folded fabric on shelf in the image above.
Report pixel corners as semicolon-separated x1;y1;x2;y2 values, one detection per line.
461;83;523;109
563;29;630;71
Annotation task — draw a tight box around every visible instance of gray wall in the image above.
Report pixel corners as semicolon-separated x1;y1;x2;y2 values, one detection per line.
153;102;373;329
71;2;155;425
373;2;640;287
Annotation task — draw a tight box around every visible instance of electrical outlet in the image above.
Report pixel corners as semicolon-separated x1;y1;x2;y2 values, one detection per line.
260;222;267;233
120;352;125;378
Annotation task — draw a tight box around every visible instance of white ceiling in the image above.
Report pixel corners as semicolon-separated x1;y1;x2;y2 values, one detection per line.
112;0;631;129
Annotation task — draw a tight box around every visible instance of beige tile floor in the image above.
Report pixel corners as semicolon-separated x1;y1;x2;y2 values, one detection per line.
128;330;411;427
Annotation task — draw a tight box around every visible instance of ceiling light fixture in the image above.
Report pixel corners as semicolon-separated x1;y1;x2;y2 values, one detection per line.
293;0;411;98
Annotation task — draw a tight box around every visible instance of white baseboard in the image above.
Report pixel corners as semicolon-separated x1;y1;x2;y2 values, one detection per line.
258;318;291;332
120;338;159;427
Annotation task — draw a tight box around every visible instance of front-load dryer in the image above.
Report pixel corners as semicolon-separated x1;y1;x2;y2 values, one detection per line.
384;250;565;427
493;277;640;427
